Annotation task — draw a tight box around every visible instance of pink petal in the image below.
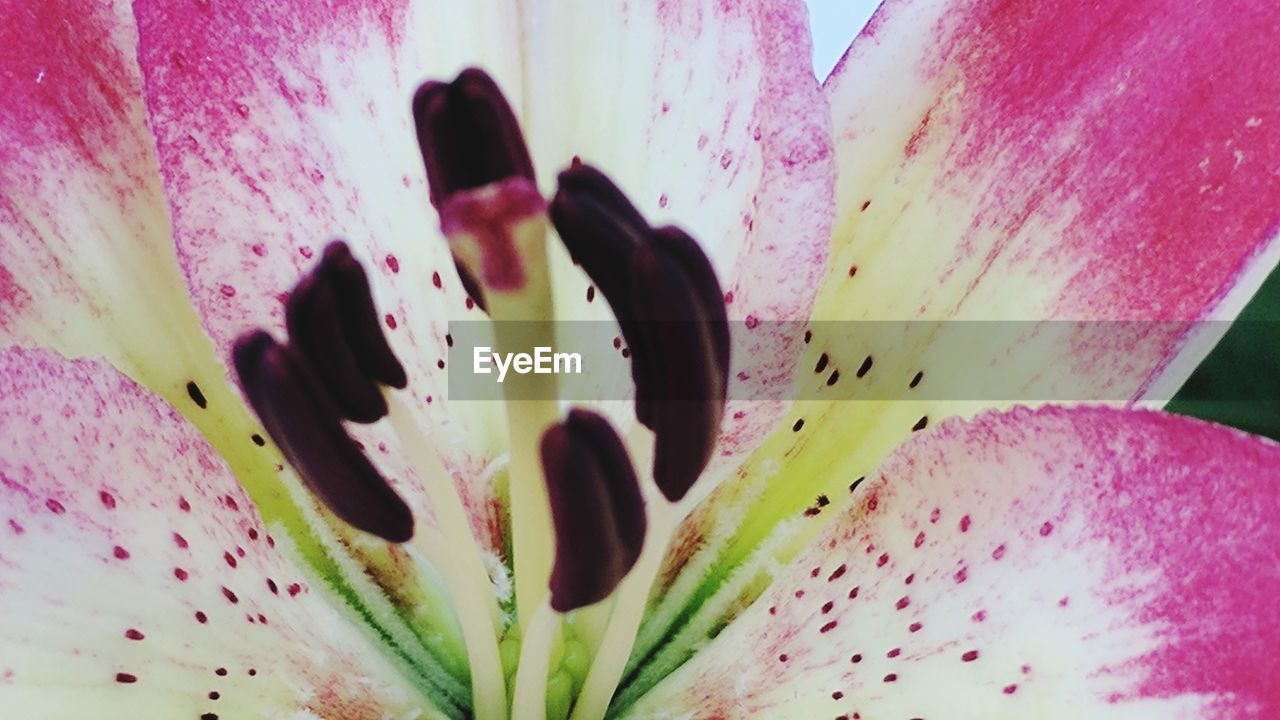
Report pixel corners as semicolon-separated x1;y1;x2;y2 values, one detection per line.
650;0;1280;658
0;7;478;687
0;0;450;606
634;406;1280;718
132;0;526;548
0;348;430;717
133;0;520;353
0;0;201;373
520;0;836;473
820;0;1280;389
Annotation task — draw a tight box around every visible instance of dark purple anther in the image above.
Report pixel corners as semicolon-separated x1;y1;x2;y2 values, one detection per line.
286;241;405;423
413;68;538;311
550;165;649;316
322;242;408;390
650;228;730;379
550;164;729;502
233;331;414;542
542;410;646;612
412;68;535;209
233;242;414;541
627;239;728;502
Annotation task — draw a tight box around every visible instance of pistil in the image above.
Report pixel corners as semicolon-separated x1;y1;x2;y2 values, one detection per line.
414;70;562;630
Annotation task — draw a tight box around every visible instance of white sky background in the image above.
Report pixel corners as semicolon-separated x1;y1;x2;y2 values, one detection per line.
803;0;883;79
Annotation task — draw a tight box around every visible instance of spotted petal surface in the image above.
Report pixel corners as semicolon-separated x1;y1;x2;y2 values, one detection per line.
631;406;1280;719
634;0;1280;690
816;0;1280;372
0;3;453;677
782;0;1280;519
0;348;436;720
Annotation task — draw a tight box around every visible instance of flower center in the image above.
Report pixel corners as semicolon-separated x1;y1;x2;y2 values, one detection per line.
232;68;729;720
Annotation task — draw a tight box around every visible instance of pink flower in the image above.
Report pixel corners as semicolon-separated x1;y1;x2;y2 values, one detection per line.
2;1;1279;719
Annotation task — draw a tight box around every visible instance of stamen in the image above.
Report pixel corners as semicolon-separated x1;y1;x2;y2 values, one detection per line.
412;68;535;208
650;228;731;378
512;599;560;720
385;395;508;720
239;242;509;717
567;507;675;720
550;164;730;501
285;241;405;423
232;331;413;542
549;164;648;335
541;410;646;612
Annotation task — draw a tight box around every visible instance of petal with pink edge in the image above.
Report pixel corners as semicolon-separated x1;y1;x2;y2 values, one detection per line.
817;0;1280;379
523;0;835;475
0;5;457;677
0;0;217;386
629;406;1280;719
132;0;528;552
0;348;448;719
769;0;1280;525
640;0;1280;677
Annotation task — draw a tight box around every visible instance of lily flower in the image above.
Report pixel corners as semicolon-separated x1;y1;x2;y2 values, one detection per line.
3;0;1280;718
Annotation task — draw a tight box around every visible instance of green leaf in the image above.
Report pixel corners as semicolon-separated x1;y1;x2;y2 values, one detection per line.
1168;262;1280;439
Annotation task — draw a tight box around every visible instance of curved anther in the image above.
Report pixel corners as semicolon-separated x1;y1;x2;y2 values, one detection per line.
549;164;648;322
412;67;535;209
541;410;646;612
550;164;730;501
286;241;405;423
320;242;408;389
651;227;731;379
233;331;414;543
628;237;729;502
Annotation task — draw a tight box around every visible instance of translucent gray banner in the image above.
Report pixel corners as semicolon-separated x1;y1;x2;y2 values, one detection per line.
444;320;1278;402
